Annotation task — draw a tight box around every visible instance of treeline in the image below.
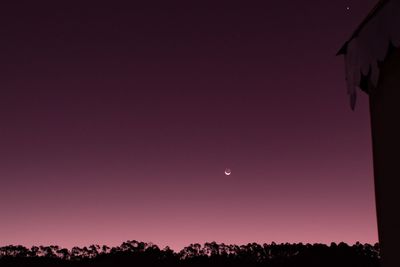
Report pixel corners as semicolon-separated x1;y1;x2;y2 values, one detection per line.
0;241;380;267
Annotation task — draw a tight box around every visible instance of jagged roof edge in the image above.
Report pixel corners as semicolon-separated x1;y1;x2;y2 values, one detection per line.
336;0;390;56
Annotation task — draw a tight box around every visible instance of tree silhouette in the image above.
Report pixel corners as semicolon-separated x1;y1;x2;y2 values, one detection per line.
0;240;380;267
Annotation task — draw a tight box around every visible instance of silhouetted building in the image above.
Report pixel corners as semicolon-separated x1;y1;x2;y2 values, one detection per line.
337;1;400;267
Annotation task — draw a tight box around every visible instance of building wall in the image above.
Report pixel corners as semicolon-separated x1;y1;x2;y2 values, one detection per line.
369;47;400;267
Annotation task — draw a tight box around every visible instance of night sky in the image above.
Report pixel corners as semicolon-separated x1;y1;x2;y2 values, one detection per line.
0;1;379;250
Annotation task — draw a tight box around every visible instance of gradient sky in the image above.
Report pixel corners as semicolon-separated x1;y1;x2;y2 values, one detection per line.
0;1;379;251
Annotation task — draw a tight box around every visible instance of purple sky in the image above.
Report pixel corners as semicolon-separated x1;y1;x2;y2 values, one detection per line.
0;1;378;251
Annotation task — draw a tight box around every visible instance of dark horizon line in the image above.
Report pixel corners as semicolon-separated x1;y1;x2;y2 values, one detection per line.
0;240;380;253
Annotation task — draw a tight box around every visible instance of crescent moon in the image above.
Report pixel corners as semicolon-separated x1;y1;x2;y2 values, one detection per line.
225;168;231;176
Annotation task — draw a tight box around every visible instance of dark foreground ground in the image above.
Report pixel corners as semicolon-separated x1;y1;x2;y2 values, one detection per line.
0;241;380;267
